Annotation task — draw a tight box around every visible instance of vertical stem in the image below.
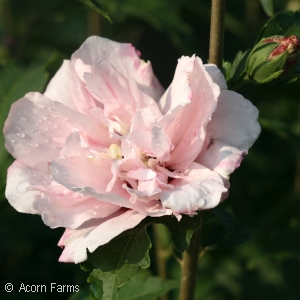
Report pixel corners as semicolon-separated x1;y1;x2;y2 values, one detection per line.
178;2;226;299
87;10;101;37
153;224;168;300
178;228;202;300
209;0;226;69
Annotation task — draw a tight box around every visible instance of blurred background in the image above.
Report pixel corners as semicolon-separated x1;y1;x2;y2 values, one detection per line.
0;0;300;299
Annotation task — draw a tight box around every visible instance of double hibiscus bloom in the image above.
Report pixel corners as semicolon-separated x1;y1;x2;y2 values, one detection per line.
4;36;260;263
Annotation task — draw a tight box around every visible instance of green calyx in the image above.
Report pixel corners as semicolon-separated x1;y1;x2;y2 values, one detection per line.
246;35;300;86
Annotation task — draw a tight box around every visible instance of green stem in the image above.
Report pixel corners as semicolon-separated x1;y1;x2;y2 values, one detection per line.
178;1;226;299
209;0;226;69
178;228;202;300
153;224;168;300
87;9;101;36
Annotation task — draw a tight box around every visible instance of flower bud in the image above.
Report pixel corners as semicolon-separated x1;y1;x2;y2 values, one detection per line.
246;35;300;86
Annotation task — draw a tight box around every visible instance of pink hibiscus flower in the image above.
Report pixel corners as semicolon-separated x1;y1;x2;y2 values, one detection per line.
4;36;260;263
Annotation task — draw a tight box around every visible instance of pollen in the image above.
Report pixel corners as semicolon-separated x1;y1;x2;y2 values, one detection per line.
109;144;122;159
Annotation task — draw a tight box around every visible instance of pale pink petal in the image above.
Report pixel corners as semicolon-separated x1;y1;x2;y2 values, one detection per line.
151;125;173;162
160;162;227;214
127;168;157;180
120;140;146;171
6;161;120;230
72;36;164;101
49;156;125;197
60;132;89;158
90;107;122;138
196;90;260;178
122;184;160;203
58;209;146;263
44;60;77;110
158;56;220;171
6;161;42;214
4;93;113;171
106;159;120;192
84;61;162;132
74;58;92;82
70;59;99;114
37;194;120;230
128;108;172;160
204;64;228;90
198;140;245;180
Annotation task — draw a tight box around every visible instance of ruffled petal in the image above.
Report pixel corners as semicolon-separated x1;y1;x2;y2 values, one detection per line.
196;90;260;178
83;61;162;132
160;162;227;214
58;209;146;263
204;64;228;90
72;36;164;101
5;161;120;230
4;93;113;171
44;60;77;110
158;56;220;171
6;161;41;214
38;195;120;230
127;108;172;160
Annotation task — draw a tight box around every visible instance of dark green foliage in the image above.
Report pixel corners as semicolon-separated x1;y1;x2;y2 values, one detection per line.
258;11;300;41
81;221;151;300
80;215;202;299
155;214;202;252
118;275;178;300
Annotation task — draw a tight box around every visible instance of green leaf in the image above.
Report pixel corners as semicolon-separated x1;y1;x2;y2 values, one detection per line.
230;50;250;82
81;213;202;299
118;275;178;300
80;213;202;299
155;214;202;252
259;0;274;17
88;271;104;300
258;11;300;42
222;61;231;82
0;65;48;191
78;0;112;23
81;219;152;300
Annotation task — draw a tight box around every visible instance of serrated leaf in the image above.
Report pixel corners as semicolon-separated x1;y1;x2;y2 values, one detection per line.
155;214;202;252
0;65;48;192
88;272;104;300
212;208;238;234
81;220;152;300
78;0;112;23
118;275;178;300
259;0;274;17
81;213;201;299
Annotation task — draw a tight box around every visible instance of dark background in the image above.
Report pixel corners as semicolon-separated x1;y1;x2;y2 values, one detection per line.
0;0;300;299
